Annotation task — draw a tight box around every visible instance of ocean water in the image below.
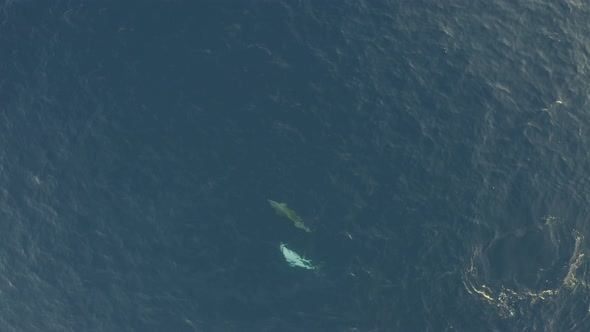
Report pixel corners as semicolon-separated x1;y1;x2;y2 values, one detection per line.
1;1;590;331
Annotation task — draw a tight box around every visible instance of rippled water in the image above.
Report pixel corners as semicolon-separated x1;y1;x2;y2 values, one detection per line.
1;1;589;331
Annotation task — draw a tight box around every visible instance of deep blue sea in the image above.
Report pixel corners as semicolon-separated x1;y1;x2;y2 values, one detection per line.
1;1;590;331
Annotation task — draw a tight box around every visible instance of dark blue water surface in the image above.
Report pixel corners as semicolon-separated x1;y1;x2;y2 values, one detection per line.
2;1;590;331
